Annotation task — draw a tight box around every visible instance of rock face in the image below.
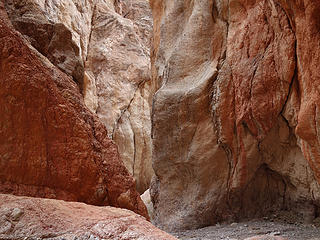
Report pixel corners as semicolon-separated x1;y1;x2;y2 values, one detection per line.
0;2;147;218
4;0;154;193
150;0;320;231
85;0;154;194
0;194;177;240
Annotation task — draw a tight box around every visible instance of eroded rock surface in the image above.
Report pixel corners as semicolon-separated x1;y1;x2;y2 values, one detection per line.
85;0;154;193
150;0;320;231
0;2;147;218
4;0;154;193
0;194;176;240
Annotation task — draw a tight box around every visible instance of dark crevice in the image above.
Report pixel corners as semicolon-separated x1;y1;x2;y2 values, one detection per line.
211;0;236;214
132;124;136;177
85;4;97;63
279;2;298;117
280;58;298;117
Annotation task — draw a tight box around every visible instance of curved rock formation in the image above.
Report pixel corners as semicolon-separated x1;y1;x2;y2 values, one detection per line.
0;194;176;239
0;2;147;218
4;0;154;193
150;0;320;231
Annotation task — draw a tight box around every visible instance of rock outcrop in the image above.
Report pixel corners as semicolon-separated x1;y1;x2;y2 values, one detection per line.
0;1;147;218
85;0;154;194
0;194;176;240
150;0;320;231
4;0;154;193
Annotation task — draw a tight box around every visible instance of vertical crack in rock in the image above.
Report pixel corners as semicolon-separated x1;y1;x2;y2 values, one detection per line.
278;0;298;119
85;3;97;63
211;0;234;212
111;79;147;140
132;124;137;177
81;0;154;193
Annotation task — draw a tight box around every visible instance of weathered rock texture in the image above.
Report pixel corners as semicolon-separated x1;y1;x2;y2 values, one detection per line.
86;0;154;194
244;236;287;240
4;0;154;193
150;0;320;231
0;194;177;240
0;1;147;218
141;188;155;220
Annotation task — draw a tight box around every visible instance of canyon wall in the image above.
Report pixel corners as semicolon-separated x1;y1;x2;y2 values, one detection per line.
4;0;154;193
0;1;147;218
150;0;320;231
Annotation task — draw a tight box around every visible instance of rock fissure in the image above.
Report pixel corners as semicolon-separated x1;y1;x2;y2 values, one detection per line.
85;4;97;64
111;79;147;140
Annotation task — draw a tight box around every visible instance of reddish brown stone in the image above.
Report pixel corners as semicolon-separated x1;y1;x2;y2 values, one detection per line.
0;194;175;239
3;0;154;194
0;2;147;219
214;0;296;191
150;0;320;231
278;0;320;185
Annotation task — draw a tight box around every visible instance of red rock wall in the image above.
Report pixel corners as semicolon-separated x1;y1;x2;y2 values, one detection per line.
280;0;320;184
0;1;147;219
3;0;154;194
150;0;320;230
213;0;296;192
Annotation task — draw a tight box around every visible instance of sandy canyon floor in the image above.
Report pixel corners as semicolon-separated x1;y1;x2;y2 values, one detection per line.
172;213;320;240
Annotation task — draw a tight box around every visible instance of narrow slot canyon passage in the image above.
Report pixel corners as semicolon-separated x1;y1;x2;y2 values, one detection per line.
1;0;320;239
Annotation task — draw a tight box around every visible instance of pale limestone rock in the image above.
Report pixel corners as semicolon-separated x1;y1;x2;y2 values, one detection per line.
141;189;154;221
4;0;94;83
83;70;98;113
84;0;154;193
113;81;153;193
150;0;229;230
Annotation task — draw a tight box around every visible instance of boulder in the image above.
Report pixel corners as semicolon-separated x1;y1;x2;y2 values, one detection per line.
0;194;176;240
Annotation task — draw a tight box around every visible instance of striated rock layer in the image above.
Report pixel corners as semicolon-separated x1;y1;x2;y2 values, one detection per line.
4;0;154;193
0;194;176;240
0;1;147;218
150;0;320;231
